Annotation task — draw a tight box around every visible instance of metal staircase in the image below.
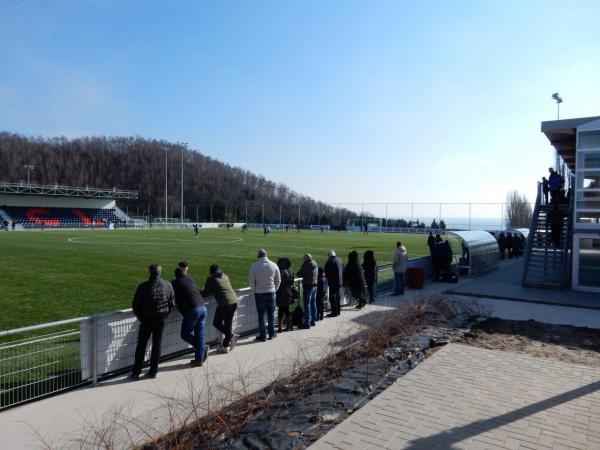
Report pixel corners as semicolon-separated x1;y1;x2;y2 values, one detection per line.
522;183;573;289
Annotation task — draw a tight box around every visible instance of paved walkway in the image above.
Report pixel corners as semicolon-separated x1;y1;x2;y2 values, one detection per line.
447;259;600;309
312;343;600;450
3;269;600;449
0;282;452;450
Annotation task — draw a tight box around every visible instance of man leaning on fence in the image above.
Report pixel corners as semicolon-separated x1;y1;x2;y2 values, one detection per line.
202;264;239;353
130;264;175;380
249;248;281;341
172;261;209;367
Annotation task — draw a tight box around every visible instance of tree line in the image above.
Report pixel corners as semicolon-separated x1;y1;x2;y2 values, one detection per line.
0;133;369;225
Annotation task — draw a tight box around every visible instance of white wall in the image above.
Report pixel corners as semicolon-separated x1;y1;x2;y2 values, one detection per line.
0;194;115;209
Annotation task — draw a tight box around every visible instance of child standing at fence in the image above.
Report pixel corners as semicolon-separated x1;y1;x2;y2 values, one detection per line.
316;267;328;321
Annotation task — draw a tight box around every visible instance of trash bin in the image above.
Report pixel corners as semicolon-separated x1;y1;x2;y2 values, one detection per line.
407;267;425;289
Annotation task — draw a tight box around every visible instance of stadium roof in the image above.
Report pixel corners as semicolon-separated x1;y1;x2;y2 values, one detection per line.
541;115;600;171
0;182;138;199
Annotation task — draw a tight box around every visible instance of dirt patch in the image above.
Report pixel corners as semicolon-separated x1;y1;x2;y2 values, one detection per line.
461;318;600;366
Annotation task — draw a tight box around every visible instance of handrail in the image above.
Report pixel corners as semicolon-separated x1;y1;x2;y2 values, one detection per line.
522;181;542;285
561;192;574;287
0;280;296;337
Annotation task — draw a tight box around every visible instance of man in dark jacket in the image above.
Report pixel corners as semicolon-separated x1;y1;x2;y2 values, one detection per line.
297;253;318;328
172;261;208;367
130;264;175;379
547;204;565;248
202;265;239;352
324;249;343;317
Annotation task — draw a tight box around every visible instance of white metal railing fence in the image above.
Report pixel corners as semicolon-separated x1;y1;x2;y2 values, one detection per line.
0;257;435;411
0;280;302;411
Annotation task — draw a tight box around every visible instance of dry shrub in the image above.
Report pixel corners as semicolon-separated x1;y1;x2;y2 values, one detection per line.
44;296;481;450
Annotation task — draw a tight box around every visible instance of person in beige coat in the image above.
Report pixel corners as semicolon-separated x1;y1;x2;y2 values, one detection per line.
392;242;407;295
249;249;281;341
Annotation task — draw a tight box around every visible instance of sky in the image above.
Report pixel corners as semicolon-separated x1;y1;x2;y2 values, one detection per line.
2;0;600;210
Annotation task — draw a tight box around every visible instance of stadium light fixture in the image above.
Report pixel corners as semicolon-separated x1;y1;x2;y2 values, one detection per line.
24;164;34;185
551;92;563;119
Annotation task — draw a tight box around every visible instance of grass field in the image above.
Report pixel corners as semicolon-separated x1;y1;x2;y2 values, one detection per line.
0;228;444;330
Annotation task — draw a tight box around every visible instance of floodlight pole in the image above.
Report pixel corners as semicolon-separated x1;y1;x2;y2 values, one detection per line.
164;146;168;228
385;203;388;231
552;93;563;171
180;144;184;225
24;164;34;186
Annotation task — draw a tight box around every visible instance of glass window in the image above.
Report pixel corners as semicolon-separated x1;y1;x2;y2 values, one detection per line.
576;211;600;224
579;131;600;149
576;191;600;210
577;151;600;170
577;171;600;189
578;238;600;288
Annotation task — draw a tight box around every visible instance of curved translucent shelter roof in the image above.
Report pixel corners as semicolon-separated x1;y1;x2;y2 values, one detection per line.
450;230;500;276
512;228;530;240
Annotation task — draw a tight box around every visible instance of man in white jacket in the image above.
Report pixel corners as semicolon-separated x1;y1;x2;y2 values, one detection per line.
392;241;407;295
249;248;281;341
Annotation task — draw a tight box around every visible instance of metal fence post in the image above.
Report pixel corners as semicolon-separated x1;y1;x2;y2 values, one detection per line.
91;315;98;385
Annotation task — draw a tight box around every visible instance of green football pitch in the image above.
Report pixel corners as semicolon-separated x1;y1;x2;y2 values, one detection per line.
0;228;442;330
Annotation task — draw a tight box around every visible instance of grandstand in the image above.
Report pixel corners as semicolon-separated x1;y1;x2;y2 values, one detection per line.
0;182;139;229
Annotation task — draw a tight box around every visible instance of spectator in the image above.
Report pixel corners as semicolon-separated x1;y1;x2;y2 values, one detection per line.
505;233;514;258
344;250;366;308
297;253;318;328
202;264;238;353
324;249;343;317
548;168;563;203
392;242;407;295
172;261;208;367
362;250;378;304
498;232;506;259
249;249;281;341
542;177;549;205
276;257;294;332
427;232;436;250
547;204;564;248
316;267;328;320
130;264;175;379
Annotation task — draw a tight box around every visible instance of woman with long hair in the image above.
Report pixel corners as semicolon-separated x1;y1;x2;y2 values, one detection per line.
276;257;294;332
362;250;378;304
343;250;367;309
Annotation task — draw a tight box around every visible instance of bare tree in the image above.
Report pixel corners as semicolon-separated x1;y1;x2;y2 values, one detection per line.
505;191;532;229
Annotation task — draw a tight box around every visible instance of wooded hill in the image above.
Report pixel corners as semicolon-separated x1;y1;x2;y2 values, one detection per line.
0;132;359;225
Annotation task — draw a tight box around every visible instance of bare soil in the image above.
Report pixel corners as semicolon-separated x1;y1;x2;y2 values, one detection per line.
461;318;600;366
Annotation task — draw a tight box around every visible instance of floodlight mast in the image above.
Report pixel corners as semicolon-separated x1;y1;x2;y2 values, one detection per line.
24;164;34;185
164;145;168;228
551;92;563;120
551;93;564;171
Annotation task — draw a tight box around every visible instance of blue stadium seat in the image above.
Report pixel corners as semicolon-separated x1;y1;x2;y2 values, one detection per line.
2;206;124;229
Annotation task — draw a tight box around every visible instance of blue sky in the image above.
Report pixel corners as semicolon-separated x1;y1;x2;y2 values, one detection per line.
2;0;600;210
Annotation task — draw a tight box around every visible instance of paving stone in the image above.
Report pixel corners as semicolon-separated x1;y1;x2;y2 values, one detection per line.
310;344;600;450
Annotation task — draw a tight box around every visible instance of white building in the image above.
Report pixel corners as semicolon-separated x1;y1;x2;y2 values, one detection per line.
541;116;600;293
